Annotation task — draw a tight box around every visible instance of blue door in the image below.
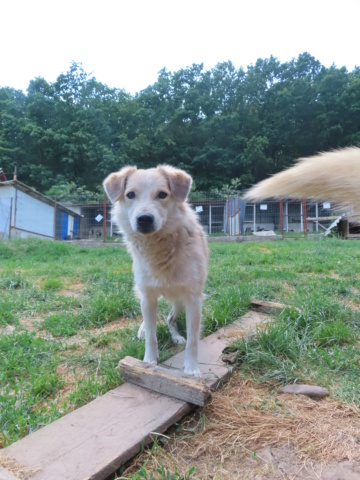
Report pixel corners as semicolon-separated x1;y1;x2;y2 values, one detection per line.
61;213;68;240
56;211;69;240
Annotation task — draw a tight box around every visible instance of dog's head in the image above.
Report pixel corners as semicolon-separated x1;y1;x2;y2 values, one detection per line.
103;165;192;235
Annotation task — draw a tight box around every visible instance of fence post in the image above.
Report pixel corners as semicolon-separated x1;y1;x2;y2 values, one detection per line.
240;198;246;236
237;192;240;236
253;204;256;234
14;188;18;233
227;191;230;236
9;197;13;239
103;195;107;243
302;199;308;237
53;196;57;240
209;204;212;235
284;202;288;232
280;197;284;238
315;202;319;232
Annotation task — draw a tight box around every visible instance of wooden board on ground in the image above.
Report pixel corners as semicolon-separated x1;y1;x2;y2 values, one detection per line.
119;356;211;406
251;299;300;315
0;311;267;480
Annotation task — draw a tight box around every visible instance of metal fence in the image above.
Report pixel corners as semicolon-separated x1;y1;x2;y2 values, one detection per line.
189;193;340;238
230;197;341;238
0;189;344;242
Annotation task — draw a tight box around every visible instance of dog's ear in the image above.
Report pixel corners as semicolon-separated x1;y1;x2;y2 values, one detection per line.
158;165;192;202
103;166;137;203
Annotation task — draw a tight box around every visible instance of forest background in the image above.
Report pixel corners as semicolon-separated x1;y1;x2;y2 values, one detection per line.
1;52;359;202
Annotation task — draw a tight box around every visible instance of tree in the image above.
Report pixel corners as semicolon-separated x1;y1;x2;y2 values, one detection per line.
0;88;27;174
1;54;359;196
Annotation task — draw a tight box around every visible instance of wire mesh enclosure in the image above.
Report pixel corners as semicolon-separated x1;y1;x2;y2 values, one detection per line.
0;186;345;242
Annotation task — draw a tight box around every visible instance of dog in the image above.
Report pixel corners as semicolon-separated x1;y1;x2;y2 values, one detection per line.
244;147;360;224
103;165;208;377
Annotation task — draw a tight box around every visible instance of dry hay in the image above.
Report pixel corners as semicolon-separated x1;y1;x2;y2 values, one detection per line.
0;455;36;480
122;372;360;479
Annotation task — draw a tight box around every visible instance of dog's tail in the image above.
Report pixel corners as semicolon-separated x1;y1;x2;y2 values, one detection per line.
243;147;360;223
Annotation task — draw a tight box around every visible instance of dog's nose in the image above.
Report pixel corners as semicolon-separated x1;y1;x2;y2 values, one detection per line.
136;214;155;233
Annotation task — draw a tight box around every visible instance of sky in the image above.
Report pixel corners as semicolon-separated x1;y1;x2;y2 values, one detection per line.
1;0;360;95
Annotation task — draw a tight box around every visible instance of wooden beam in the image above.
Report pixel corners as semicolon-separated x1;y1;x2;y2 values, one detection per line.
307;216;339;221
251;299;301;315
119;356;211;406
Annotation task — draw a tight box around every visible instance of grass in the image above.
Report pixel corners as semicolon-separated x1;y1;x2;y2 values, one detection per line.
0;237;360;455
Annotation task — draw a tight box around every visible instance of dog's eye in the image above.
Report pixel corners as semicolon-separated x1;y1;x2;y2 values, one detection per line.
158;191;168;199
126;191;135;199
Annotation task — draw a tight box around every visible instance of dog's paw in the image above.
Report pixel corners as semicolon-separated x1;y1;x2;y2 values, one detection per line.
137;322;145;339
144;351;158;365
183;362;202;378
172;333;186;345
145;358;158;366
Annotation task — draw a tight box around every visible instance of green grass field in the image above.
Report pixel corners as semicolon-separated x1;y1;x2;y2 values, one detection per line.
0;238;359;450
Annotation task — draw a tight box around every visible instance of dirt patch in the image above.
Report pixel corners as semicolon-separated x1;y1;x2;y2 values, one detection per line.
55;363;85;405
343;300;360;312
60;317;139;347
235;445;360;480
98;317;139;332
19;315;44;331
327;272;342;280
123;372;360;479
0;325;15;335
258;247;273;254
60;281;86;298
281;282;296;296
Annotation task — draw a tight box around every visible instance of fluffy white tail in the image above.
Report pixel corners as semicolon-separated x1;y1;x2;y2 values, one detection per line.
243;147;360;223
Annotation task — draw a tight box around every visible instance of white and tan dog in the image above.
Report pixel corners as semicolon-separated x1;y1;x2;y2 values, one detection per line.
103;165;208;377
244;147;360;224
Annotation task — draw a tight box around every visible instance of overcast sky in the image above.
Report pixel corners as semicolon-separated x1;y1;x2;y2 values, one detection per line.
1;0;360;95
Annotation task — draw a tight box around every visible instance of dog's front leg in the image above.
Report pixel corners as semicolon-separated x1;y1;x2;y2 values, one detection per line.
184;297;202;377
141;293;158;365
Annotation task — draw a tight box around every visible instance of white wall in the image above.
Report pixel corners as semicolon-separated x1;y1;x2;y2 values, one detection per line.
0;185;15;200
0;186;15;239
0;186;81;240
0;198;12;239
14;189;54;238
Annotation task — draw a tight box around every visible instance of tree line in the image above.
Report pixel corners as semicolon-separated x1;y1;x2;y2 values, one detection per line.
0;53;359;201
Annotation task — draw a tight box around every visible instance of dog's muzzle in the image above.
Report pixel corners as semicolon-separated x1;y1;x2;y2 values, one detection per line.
136;214;155;234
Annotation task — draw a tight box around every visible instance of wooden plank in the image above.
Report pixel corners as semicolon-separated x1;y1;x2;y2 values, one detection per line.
307;216;339;221
0;311;267;480
251;299;300;315
0;383;193;480
317;223;328;231
251;299;288;314
119;356;211;407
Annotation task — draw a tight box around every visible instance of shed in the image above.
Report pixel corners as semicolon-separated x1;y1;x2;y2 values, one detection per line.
0;180;82;240
338;217;360;239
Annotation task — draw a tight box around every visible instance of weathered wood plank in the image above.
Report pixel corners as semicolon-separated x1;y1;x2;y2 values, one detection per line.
119;356;211;406
0;311;267;480
251;299;300;315
0;383;193;480
307;216;339;221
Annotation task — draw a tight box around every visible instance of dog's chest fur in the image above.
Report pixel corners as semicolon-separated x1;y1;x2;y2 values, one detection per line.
128;228;198;288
